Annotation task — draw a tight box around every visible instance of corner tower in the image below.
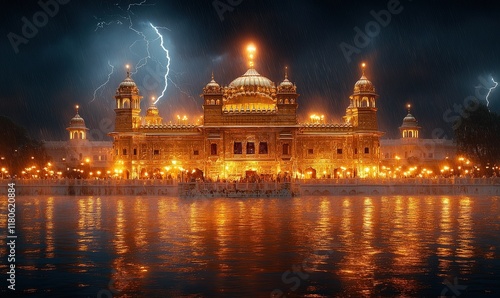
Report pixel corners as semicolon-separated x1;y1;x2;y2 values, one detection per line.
66;105;89;141
344;63;379;131
399;104;420;138
276;67;299;123
113;65;143;132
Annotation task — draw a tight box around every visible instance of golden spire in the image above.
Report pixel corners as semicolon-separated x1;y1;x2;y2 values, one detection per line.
126;64;130;77
407;103;411;113
285;66;288;80
246;44;256;68
361;62;366;76
152;96;156;105
75;104;79;114
211;71;214;81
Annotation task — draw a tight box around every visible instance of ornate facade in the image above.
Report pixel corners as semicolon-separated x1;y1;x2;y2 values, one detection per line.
109;52;382;179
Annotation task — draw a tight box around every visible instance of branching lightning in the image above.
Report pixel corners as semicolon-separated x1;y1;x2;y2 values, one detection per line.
150;23;170;104
90;61;114;103
485;77;498;107
90;0;172;105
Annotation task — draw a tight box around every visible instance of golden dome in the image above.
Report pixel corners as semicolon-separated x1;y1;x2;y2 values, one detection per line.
353;74;376;93
229;68;274;89
117;67;139;95
206;72;220;88
225;68;276;104
146;104;159;116
277;67;296;93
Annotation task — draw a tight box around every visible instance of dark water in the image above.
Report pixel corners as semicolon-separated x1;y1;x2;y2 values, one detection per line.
1;195;500;297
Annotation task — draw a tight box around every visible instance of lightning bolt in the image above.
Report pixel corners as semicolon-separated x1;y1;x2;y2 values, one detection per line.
91;1;171;105
485;77;498;107
150;23;170;104
90;61;114;103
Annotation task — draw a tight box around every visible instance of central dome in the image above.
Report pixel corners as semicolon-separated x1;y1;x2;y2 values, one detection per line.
229;68;274;89
224;68;276;106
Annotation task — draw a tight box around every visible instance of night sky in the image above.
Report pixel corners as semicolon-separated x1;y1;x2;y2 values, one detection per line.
1;0;499;141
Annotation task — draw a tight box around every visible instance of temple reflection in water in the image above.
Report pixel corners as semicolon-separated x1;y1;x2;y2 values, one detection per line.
109;45;382;180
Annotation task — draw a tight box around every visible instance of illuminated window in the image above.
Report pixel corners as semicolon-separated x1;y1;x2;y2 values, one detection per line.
282;144;290;155
259;142;268;154
210;143;217;155
247;142;255;154
234;142;242;154
337;148;343;154
364;147;369;154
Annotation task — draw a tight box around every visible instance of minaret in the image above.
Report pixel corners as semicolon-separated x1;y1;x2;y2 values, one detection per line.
344;63;379;130
66;104;89;141
113;64;143;132
277;66;299;122
202;71;223;125
399;104;420;138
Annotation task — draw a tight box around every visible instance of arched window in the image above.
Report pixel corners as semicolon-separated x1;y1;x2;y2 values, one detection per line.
361;97;369;107
409;131;413;138
123;98;130;109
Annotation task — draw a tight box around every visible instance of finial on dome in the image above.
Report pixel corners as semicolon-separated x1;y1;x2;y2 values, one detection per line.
126;64;130;77
407;103;411;113
246;43;256;68
361;62;366;76
211;71;214;80
285;66;288;80
152;96;156;105
75;104;79;114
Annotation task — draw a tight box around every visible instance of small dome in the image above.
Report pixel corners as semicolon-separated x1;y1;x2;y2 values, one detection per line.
279;78;293;88
70;113;86;128
206;76;220;88
146;104;159;116
401;112;418;128
119;76;137;88
354;74;376;93
116;70;140;96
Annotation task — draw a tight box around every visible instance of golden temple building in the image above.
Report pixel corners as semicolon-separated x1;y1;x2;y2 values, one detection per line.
109;46;382;180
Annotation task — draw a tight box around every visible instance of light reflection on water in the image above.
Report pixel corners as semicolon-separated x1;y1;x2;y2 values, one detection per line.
0;195;499;297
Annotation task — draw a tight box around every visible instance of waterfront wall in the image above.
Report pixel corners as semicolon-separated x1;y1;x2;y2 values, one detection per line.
0;178;498;197
299;178;500;196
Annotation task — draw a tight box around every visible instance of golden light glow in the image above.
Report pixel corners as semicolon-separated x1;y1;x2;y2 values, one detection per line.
126;64;130;69
246;43;256;68
361;62;366;68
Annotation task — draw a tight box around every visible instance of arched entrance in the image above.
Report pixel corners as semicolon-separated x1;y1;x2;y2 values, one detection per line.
305;167;316;179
